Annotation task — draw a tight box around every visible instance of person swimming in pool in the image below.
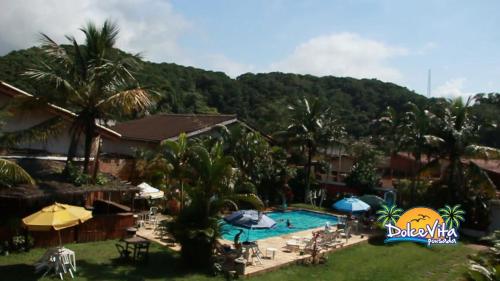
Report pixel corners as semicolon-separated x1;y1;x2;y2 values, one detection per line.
286;219;294;228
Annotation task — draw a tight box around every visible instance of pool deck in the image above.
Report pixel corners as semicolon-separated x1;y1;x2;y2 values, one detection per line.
226;227;369;277
137;214;370;277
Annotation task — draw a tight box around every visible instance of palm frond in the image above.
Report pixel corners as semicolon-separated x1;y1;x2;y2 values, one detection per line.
39;33;73;66
0;158;35;187
0;117;65;146
230;193;264;211
97;88;151;114
465;145;500;159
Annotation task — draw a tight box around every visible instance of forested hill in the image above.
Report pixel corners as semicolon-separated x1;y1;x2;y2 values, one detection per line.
1;47;497;145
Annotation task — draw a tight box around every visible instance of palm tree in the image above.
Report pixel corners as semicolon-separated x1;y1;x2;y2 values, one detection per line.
399;102;432;205
216;124;274;197
20;20;151;175
422;97;500;228
0;159;35;187
428;97;500;202
169;140;263;267
285;97;345;204
373;106;404;156
160;133;191;210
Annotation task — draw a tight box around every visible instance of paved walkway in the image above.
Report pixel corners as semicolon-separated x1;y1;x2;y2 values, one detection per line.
225;227;370;277
136;214;181;251
136;214;370;277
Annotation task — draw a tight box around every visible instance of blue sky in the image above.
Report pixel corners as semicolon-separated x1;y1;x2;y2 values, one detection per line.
1;0;499;97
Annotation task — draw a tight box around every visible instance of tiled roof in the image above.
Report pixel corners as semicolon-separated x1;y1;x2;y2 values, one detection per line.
110;113;238;142
0;81;121;139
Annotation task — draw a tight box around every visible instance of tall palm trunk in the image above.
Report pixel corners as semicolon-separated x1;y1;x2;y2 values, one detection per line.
304;143;313;204
83;121;96;174
447;154;464;204
91;137;102;183
64;128;82;175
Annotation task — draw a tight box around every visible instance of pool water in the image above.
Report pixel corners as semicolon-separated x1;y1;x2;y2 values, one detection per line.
221;210;339;241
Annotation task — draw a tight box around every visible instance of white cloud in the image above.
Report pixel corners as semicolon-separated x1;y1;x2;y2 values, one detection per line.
433;78;471;98
0;0;192;64
269;32;407;82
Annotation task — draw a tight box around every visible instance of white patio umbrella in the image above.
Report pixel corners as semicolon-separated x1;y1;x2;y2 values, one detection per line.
135;182;164;200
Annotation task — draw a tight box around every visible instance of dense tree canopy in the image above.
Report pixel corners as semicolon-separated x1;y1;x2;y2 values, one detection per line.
0;46;498;147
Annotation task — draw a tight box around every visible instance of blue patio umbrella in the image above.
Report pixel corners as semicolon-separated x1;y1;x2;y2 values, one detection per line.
332;197;371;213
224;210;277;229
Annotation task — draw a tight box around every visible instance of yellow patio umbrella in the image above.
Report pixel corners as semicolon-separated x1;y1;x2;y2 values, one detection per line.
22;202;93;245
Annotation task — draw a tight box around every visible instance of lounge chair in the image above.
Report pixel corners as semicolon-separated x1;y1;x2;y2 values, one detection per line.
318;230;344;248
284;239;302;252
301;238;319;253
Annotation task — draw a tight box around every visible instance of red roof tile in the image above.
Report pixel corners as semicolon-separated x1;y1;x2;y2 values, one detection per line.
110;114;237;142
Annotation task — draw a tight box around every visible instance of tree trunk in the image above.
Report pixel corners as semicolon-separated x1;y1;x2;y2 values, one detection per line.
82;122;96;174
63;128;82;175
304;144;313;204
91;136;102;183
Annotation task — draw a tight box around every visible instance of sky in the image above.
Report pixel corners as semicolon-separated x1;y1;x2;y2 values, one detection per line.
1;0;500;98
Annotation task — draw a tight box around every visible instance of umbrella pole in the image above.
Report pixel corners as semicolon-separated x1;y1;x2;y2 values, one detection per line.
58;231;62;248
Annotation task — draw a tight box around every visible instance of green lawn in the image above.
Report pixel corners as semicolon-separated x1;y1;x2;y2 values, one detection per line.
0;238;475;281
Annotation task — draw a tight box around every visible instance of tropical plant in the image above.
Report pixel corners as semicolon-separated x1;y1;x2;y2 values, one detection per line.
423;97;500;228
216;124;293;204
159;133;191;210
428;97;500;200
345;141;382;193
284;97;345;204
216;125;271;190
372;106;405;155
15;20;151;176
467;230;500;281
0;109;35;187
168;140;263;268
438;204;465;230
0;159;35;188
132;147;171;187
398;102;434;205
376;204;404;226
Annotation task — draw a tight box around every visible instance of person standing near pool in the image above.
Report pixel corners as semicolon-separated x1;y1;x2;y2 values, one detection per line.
234;229;244;250
325;221;331;232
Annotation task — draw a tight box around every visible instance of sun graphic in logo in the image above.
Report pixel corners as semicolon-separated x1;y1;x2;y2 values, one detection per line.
395;207;444;239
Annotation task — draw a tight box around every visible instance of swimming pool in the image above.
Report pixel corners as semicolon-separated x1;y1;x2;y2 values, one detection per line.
220;210;339;241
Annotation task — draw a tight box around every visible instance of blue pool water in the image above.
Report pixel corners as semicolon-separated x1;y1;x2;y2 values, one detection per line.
221;210;339;241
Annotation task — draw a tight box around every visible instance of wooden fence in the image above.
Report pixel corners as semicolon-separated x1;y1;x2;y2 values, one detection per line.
0;213;135;248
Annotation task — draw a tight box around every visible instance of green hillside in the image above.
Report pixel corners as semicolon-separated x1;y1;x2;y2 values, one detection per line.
0;47;498;145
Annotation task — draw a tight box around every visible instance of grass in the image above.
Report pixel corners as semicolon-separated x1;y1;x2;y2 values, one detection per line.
0;241;215;281
0;238;476;281
251;238;474;281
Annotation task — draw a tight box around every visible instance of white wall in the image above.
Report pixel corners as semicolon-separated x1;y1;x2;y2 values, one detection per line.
0;94;85;156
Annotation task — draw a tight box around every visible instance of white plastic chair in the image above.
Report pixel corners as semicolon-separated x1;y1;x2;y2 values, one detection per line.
59;253;74;279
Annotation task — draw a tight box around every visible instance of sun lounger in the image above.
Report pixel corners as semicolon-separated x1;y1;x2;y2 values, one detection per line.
318;230;344;248
284;239;302;252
